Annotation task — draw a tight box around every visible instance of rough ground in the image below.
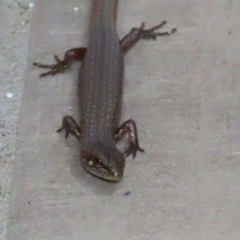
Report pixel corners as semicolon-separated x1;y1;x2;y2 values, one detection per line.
1;0;240;239
0;1;31;239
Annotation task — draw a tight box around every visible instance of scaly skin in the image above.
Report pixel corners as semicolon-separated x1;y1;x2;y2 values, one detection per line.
33;0;176;181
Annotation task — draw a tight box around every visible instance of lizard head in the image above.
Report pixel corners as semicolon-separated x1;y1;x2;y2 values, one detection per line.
81;143;125;182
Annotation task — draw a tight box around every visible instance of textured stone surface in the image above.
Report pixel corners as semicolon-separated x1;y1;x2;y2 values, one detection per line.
0;1;31;239
3;0;240;239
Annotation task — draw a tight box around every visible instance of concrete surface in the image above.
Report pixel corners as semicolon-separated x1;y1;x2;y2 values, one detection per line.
0;1;31;239
1;0;240;239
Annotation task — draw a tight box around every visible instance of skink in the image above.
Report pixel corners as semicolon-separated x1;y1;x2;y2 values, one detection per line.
34;0;176;182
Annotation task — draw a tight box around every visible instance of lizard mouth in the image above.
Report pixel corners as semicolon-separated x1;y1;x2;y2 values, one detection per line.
81;158;123;182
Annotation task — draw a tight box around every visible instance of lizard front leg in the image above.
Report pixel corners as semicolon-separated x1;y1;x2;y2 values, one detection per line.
115;119;144;158
57;116;81;141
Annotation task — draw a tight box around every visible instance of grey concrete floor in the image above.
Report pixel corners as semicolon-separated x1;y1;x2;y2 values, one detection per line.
0;1;31;239
1;0;240;239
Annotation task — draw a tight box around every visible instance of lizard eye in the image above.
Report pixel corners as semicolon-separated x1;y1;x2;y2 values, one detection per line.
87;158;102;168
94;158;102;168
